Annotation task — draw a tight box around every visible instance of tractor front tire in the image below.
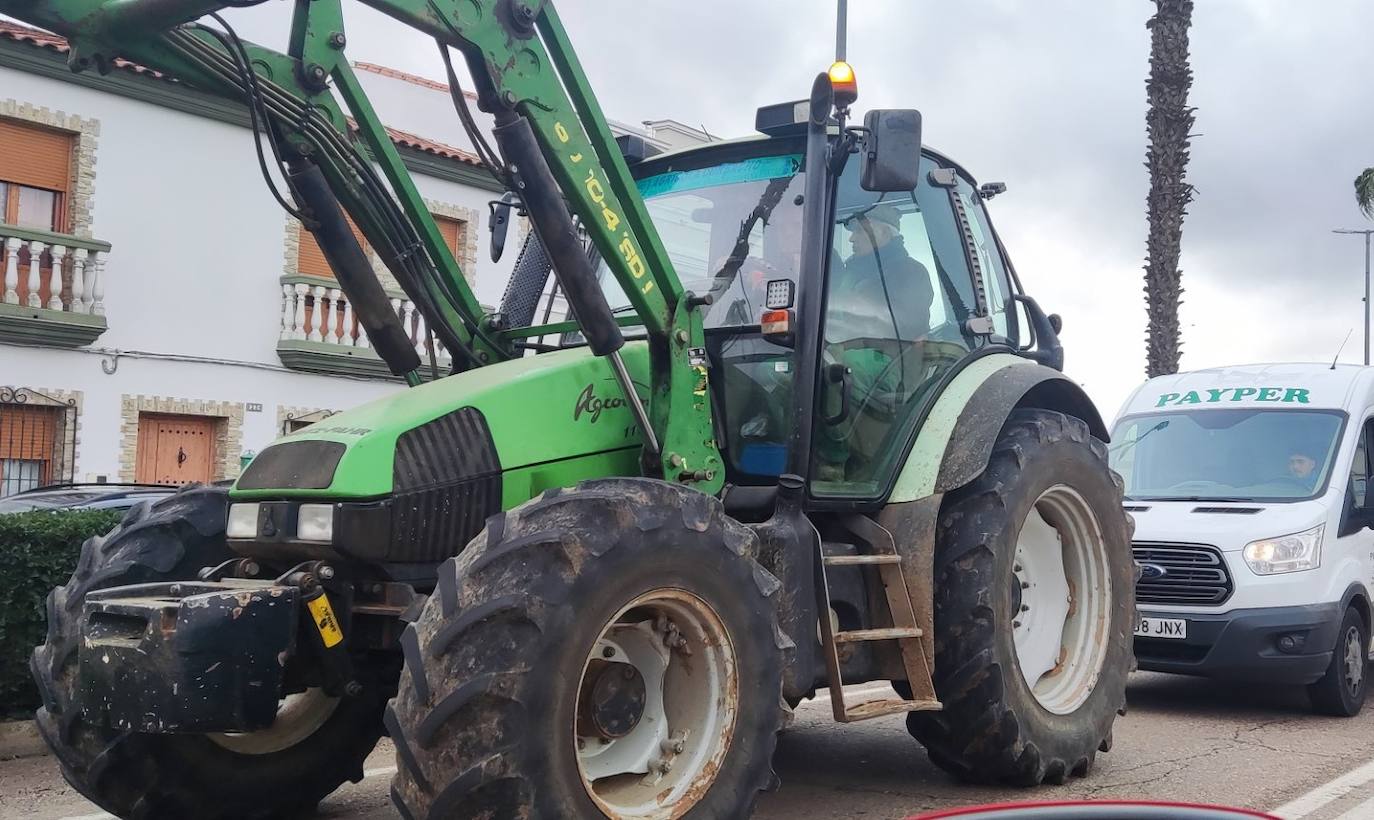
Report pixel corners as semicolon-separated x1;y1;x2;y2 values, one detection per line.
907;409;1134;786
389;478;787;819
31;486;389;819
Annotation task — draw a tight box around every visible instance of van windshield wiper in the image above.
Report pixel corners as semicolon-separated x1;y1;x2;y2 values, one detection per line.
1132;495;1257;503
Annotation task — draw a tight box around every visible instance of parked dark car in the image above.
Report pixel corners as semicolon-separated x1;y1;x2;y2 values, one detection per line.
0;483;175;514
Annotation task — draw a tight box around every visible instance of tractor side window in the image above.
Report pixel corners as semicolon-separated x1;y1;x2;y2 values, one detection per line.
812;156;977;496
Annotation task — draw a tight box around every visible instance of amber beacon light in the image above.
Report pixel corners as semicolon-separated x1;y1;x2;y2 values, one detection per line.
828;60;858;105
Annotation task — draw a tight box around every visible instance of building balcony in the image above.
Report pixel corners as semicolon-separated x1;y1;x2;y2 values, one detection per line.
0;224;110;348
276;275;453;379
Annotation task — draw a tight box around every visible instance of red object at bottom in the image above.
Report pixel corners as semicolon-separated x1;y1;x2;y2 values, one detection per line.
909;800;1278;820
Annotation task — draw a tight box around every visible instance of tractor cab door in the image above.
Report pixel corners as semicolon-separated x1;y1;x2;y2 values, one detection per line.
809;154;1017;500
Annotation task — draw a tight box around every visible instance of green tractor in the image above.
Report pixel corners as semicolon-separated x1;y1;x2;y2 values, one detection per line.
12;0;1136;817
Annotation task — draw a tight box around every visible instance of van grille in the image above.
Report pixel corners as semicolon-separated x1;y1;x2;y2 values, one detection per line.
1133;542;1233;606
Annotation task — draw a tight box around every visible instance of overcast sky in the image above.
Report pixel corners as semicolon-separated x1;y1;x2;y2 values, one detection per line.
215;0;1374;416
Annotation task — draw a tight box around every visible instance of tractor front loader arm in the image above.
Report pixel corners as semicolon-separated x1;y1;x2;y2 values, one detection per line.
2;0;724;489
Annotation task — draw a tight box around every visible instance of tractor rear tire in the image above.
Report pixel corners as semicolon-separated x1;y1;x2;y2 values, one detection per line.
906;409;1134;786
30;485;389;819
388;478;787;819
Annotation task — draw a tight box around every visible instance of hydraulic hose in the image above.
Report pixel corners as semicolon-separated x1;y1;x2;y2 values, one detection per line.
491;114;624;357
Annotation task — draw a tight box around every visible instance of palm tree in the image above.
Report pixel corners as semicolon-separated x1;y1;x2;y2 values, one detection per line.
1357;168;1374;219
1143;0;1195;378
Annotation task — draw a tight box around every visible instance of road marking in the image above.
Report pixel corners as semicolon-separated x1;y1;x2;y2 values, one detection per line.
796;684;898;710
1270;756;1374;818
1333;792;1374;820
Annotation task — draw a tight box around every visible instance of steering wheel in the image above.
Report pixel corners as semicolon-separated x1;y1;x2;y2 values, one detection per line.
1267;475;1312;490
1164;480;1235;493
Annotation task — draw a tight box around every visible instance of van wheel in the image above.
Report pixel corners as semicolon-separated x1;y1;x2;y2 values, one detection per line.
1309;607;1368;717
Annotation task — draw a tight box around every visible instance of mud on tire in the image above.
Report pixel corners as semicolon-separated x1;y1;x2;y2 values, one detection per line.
906;409;1135;786
388;478;788;819
30;485;388;819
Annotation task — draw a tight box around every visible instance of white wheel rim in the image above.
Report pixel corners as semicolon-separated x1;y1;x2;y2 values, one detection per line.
1011;485;1112;715
205;688;338;755
575;589;738;819
1344;626;1364;694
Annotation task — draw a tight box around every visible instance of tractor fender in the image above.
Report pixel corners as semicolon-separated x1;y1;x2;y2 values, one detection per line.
888;353;1108;504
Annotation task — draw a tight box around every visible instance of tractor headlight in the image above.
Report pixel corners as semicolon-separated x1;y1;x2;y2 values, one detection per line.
296;504;335;543
226;503;260;539
1243;524;1323;575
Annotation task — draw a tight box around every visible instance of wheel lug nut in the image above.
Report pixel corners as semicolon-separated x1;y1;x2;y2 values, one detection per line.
1013;620;1022;628
1021;605;1030;612
577;738;586;750
602;646;615;658
1014;563;1023;572
1021;581;1031;589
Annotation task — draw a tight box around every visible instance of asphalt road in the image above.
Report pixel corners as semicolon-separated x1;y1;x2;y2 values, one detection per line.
8;673;1374;820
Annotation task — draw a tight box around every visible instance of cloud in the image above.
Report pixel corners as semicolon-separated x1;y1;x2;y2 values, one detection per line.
144;0;1374;415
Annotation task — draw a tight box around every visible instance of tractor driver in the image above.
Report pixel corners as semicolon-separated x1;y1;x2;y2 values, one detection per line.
816;204;935;482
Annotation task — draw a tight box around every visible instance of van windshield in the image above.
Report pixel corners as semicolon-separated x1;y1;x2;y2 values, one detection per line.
1109;409;1346;502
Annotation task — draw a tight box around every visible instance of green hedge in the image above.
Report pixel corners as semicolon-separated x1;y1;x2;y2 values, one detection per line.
0;509;122;718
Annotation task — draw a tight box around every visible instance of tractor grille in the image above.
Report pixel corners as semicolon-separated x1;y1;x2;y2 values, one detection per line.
1133;542;1234;607
390;407;501;562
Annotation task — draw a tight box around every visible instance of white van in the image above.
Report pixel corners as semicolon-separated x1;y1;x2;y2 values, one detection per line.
1110;363;1374;715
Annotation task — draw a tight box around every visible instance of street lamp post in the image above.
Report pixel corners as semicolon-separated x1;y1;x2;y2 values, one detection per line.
1335;228;1374;365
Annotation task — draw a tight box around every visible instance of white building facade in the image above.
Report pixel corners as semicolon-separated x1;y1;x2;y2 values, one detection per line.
0;21;709;493
0;23;509;490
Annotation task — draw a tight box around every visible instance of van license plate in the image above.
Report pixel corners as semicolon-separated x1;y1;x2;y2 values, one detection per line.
1135;617;1187;639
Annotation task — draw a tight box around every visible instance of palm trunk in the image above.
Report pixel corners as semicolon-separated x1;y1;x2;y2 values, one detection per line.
1144;0;1195;378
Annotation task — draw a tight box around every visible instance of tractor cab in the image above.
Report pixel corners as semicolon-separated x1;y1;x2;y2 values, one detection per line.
592;119;1031;504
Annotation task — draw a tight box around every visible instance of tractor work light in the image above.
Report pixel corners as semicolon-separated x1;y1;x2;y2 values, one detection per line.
297;504;336;543
226;503;260;539
765;278;796;310
755;100;810;136
828;60;858;106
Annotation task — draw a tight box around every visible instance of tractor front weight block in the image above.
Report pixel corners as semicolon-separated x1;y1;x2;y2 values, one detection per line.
77;580;301;734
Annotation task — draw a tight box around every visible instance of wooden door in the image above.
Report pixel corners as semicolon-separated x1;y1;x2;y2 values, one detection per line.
135;413;216;485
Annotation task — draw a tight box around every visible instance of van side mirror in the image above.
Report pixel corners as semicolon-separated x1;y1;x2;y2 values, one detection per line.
860;109;922;192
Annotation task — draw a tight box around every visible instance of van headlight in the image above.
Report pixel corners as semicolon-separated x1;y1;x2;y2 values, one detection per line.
297;503;335;543
1243;524;1324;575
226;503;259;539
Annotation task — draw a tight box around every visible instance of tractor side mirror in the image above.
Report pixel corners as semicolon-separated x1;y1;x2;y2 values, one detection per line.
860;109;922;192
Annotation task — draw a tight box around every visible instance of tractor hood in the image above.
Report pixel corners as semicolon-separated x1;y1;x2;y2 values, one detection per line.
232;343;649;505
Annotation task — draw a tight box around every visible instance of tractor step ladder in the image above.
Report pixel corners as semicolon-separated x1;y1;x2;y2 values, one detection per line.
816;515;941;722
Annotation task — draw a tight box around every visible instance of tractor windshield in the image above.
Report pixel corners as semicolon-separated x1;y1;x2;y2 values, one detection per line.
598;154;807;329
